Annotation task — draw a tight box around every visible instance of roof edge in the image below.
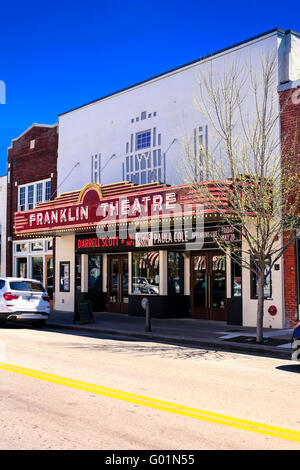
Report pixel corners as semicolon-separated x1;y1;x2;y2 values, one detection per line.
8;122;58;150
58;28;284;118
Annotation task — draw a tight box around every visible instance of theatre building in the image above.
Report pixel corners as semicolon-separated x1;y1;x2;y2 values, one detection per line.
13;181;286;328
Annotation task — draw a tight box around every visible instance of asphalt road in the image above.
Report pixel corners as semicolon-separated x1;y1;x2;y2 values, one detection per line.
0;324;299;450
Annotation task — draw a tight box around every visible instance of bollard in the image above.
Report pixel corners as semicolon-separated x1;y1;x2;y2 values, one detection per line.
141;297;151;332
145;301;151;332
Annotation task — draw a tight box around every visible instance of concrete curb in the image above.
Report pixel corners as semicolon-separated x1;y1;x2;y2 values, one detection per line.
46;322;291;360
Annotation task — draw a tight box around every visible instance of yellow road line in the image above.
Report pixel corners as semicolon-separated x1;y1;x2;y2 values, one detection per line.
1;362;299;444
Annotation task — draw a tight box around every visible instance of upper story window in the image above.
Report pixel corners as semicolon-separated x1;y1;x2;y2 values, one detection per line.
45;180;51;201
27;184;34;210
18;179;51;212
136;130;151;150
19;186;26;211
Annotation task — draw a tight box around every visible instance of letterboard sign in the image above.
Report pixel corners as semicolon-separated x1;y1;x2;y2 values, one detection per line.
75;300;95;324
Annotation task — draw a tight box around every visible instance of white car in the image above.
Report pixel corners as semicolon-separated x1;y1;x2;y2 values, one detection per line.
132;277;159;294
0;277;51;327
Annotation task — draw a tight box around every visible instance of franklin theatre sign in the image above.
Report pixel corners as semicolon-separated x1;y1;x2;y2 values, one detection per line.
14;183;179;235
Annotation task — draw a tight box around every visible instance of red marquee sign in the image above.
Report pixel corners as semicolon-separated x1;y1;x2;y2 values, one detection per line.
14;181;232;237
14;182;182;236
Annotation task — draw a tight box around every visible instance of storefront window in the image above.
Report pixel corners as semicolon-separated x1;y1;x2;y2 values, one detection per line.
88;255;102;291
16;257;27;278
32;256;43;283
232;258;242;297
167;252;184;295
193;255;207;308
211;255;226;309
75;254;81;292
132;251;159;295
60;261;70;292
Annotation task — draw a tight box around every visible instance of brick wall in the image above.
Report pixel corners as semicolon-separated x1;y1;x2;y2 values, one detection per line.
280;86;300;327
6;124;58;275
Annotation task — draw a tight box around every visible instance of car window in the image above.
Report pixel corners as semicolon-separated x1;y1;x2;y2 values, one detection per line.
9;281;45;292
0;280;5;289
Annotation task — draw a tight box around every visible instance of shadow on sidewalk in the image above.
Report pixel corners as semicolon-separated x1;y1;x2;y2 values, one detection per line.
276;364;300;374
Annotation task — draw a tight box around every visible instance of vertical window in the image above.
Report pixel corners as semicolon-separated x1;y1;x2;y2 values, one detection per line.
45;181;51;201
232;258;242;297
211;255;226;309
27;185;34;210
153;127;156;147
91;154;101;183
19;187;26;211
168;252;184;295
75;254;81;292
36;182;43;204
88;255;102;291
31;257;43;283
16;257;27;278
59;261;70;292
46;256;54;299
157;149;161;166
141;171;146;184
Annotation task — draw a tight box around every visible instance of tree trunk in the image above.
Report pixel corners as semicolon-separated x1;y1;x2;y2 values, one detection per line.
256;270;265;343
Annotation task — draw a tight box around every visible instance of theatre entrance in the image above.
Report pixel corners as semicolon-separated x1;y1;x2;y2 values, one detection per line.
107;254;129;313
190;252;227;321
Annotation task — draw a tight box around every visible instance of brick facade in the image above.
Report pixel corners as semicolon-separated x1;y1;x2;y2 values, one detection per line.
280;85;300;327
6;124;58;276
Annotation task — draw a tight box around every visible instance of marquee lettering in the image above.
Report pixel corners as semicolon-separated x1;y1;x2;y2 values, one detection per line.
29;206;90;227
17;190;179;234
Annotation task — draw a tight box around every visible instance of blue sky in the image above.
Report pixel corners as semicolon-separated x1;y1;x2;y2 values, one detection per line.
0;0;299;176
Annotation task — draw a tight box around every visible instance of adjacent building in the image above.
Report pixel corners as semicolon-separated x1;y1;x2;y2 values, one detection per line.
7;123;58;305
0;174;7;276
279;80;300;327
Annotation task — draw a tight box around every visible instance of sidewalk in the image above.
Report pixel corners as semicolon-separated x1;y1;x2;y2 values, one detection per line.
46;310;294;360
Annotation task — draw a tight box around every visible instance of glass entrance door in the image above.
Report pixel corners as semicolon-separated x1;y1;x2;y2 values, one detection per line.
107;255;129;313
191;254;209;319
191;252;227;320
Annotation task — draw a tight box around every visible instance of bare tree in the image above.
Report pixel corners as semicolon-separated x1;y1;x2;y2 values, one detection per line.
180;53;300;342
